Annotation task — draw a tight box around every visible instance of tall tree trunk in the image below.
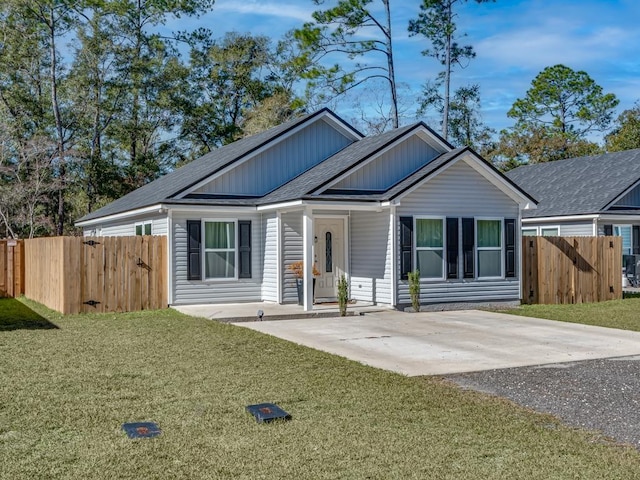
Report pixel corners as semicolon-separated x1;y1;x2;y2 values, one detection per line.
442;1;452;141
383;0;399;129
49;7;66;235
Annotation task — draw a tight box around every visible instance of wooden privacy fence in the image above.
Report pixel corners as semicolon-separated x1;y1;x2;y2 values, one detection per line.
24;236;167;314
0;239;25;298
522;236;621;305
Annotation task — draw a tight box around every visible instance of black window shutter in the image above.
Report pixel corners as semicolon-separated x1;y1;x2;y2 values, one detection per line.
505;218;516;278
446;217;459;279
187;220;201;281
462;218;475;278
633;226;640;254
603;224;613;236
238;220;252;278
400;216;413;280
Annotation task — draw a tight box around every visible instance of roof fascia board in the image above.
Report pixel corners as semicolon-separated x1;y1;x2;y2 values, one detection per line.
257;200;384;212
312;124;439;195
602;177;640;210
175;110;360;200
164;204;258;214
595;213;640;222
414;128;451;152
75;204;166;227
521;214;600;223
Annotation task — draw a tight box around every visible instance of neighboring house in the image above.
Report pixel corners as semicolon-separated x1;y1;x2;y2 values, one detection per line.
76;108;536;310
506;149;640;255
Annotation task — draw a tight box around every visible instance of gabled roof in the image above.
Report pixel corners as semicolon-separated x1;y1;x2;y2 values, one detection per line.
77;108;362;223
506;149;640;218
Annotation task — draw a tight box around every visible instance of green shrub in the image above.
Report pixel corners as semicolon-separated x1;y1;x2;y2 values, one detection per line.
338;274;348;316
408;270;421;312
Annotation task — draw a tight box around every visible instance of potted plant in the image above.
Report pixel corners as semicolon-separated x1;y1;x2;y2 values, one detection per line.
337;274;348;316
288;261;321;305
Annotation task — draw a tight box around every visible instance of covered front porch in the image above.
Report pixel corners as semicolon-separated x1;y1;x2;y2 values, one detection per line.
173;301;387;322
271;204;396;312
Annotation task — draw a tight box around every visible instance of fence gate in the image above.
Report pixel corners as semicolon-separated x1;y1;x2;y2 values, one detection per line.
80;236;167;314
522;236;621;305
0;239;24;298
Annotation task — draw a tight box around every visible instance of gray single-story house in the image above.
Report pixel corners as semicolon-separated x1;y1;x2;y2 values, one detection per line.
77;108;536;310
506;149;640;255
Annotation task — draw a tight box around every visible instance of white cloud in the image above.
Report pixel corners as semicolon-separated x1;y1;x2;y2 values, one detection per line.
213;0;314;23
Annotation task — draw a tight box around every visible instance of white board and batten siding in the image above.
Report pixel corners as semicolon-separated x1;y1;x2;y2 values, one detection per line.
397;160;521;305
194;119;354;196
83;215;168;237
333;136;440;191
350;211;392;305
261;213;279;302
171;212;263;305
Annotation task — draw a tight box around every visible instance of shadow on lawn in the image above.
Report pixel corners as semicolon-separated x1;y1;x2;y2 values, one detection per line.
0;298;58;331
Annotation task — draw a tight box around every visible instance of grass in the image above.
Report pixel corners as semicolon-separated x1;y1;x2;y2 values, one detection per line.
1;298;639;479
501;297;640;332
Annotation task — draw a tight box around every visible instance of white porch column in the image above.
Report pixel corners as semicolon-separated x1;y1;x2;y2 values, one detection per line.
302;207;314;311
390;205;397;307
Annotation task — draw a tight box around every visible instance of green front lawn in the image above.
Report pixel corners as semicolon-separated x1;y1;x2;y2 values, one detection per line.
502;297;640;332
1;297;639;479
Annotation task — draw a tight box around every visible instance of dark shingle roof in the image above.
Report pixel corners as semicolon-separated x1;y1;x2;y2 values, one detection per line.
77;109;358;222
506;149;640;218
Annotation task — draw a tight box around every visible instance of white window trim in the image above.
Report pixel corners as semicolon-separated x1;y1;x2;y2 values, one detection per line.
202;218;238;282
476;217;504;280
135;220;152;236
414;216;446;281
613;224;633;255
522;227;538;237
540;225;560;237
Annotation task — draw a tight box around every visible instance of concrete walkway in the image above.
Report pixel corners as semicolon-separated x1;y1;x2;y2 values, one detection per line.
234;310;640;376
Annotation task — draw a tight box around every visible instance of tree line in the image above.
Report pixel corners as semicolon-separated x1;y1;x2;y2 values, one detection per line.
1;0;639;238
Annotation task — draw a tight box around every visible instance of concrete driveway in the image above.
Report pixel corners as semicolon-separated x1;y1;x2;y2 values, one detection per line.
234;310;640;376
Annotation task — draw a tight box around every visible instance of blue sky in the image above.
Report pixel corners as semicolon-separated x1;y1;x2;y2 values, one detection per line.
167;0;640;139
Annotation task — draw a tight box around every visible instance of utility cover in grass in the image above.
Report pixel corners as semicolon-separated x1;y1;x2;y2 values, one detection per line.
246;403;291;423
122;422;161;439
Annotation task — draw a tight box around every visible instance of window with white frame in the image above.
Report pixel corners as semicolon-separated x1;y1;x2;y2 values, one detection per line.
522;228;537;236
614;225;632;255
135;221;152;235
204;221;236;279
477;219;502;278
541;226;559;236
415;218;444;279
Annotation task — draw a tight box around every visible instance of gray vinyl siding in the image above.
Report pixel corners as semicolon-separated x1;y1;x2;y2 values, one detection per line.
349;211;392;305
281;211;303;303
560;222;593;236
397;160;520;305
333;136;440;190
194;119;354;196
521;221;594;236
85;215;168;237
172;212;263;305
614;183;640;207
262;213;278;302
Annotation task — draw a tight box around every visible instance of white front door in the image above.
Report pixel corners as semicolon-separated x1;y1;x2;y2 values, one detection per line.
314;218;345;301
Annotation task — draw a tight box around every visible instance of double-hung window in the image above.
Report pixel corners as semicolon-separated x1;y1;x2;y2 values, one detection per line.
614;225;632;255
204;221;236;279
477;219;502;278
415;218;444;279
135;221;152;235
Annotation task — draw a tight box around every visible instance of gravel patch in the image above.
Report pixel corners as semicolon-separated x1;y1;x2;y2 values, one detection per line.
447;356;640;450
